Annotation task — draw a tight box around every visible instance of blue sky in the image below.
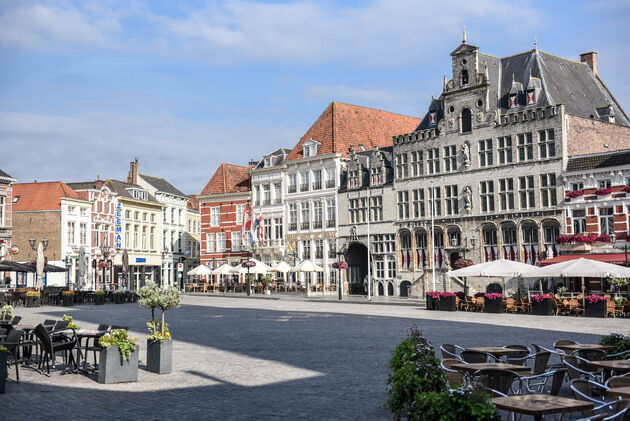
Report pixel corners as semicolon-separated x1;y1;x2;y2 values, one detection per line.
1;0;629;194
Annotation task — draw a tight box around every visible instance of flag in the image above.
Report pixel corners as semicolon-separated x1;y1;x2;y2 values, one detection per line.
251;211;259;244
257;215;264;243
242;208;252;245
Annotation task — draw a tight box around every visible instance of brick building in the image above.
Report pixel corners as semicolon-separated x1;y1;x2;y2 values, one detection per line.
199;163;251;271
0;169;17;261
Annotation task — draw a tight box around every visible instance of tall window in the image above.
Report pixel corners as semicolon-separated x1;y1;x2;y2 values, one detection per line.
274;184;282;202
461;108;472;133
302;240;311;260
430;187;441;216
599;179;612;189
314;239;323;259
207;233;215;252
397;191;409;219
328;239;336;258
349;199;359;224
445;185;458;215
288;174;297;193
232;231;242;252
347;170;359;189
540;173;557;207
375;261;385;278
133;225;138;249
412;189;425;218
498;178;515;211
480;181;495;213
517;132;533;162
150;227;154;250
538;129;555;159
236;204;245;224
274;218;283;240
443;145;457;172
0;196;4;225
142;227;147;249
210;207;220;227
67;222;75;244
498;136;513;164
600;207;614;235
411;151;423;176
288;204;297;230
301;202;310;229
125;224;130;248
312;170;322;190
395;153;408;179
573;209;586;234
326;199;336;227
326;168;336;188
216;232;227;252
263;218;271;241
263;184;271;204
428;148;440;174
300;172;310;192
370;196;383;222
478;139;493;167
313;201;323;228
519;176;535;209
387;260;397;278
80;223;87;245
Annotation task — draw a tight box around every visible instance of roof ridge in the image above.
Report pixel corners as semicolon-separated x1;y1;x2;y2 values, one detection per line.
331;100;419;119
221;163;227;193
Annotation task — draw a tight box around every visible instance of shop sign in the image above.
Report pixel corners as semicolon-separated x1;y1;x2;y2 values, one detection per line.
115;202;123;249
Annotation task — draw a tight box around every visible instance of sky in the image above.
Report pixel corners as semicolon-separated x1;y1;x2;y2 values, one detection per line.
1;0;629;194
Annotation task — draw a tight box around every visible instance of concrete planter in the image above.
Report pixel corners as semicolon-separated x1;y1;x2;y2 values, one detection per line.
62;295;74;306
98;345;139;384
484;298;502;313
531;299;553;316
439;295;457;311
114;293;126;304
426;296;438;310
94;294;105;305
26;296;41;307
147;339;172;374
585;300;607;318
0;351;6;393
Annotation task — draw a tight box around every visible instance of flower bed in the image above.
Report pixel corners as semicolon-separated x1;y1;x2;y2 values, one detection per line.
624;185;630;193
453;259;474;269
61;290;75;306
426;292;439;310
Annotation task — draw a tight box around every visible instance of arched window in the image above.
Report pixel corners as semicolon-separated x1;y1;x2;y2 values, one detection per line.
461;108;472;133
461;69;469;85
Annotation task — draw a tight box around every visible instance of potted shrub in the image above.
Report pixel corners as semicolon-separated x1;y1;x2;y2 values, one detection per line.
425;291;439;310
600;333;630;359
62;314;80;330
0;345;6;394
25;291;41;307
0;305;13;322
139;285;181;374
439;292;457;311
62;290;75;306
483;293;503;313
530;294;553;315
94;290;105;305
114;290;126;304
97;329;139;384
410;386;499;420
584;295;608;318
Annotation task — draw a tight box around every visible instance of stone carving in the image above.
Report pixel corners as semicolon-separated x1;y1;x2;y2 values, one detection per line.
463;186;472;212
477;112;484;122
461;142;471;168
485;110;497;123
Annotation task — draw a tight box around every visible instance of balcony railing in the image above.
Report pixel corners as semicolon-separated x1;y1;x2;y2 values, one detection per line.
263;200;271;206
326;220;336;228
313;221;322;229
312;182;322;190
326;180;336;188
315;252;323;259
328;251;336;259
301;222;310;230
300;184;309;192
288;185;297;193
289;223;297;231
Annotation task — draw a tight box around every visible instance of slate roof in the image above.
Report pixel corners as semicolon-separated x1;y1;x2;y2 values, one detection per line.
140;174;186;198
253;148;292;169
12;182;81;211
416;46;629;130
0;169;14;179
285;102;420;161
200;163;250;195
566;149;630;172
104;179;160;204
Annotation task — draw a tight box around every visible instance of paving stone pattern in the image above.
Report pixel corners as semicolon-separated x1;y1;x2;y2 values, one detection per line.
3;295;628;420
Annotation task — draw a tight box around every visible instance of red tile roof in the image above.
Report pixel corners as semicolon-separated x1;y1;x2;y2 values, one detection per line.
187;194;199;210
286;102;420;161
200;163;250;195
13;181;81;211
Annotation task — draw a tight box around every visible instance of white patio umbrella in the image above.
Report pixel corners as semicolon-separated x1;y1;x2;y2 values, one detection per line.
446;259;542;295
187;265;212;276
35;242;45;289
290;260;324;297
270;261;293;291
213;263;236;292
538;258;630;303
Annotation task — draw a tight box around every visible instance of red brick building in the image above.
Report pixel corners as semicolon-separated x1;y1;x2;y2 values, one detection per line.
198;163;251;270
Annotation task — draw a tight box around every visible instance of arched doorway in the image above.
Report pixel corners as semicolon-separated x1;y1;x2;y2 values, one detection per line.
387;282;394;296
378;282;384;296
346;242;368;295
486;283;503;294
400;281;411;297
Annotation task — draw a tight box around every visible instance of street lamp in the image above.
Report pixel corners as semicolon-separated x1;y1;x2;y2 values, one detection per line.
242;260;256;296
609;232;630;300
100;243;110;290
332;256;348;301
29;237;48;251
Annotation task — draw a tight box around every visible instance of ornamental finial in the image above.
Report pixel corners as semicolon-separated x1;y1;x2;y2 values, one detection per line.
463;26;467;44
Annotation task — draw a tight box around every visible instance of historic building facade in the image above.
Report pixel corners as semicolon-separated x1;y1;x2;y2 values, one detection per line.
185;195;201;273
199;163;251;270
0;169;16;261
390;37;629;297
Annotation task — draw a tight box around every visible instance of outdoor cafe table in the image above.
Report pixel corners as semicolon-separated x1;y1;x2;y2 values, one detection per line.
492;394;593;421
587;359;630;374
451;362;532;374
465;347;525;358
607;386;630;399
555;343;616;353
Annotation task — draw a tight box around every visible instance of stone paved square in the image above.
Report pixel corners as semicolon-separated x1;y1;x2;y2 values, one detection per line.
3;295;627;420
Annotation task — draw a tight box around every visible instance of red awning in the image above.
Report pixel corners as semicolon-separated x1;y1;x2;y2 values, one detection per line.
538;253;629;266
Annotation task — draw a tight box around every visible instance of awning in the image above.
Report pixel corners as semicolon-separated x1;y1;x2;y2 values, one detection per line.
538;253;629;267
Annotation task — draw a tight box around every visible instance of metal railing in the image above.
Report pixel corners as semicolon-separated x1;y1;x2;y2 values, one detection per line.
326;180;336;188
326;220;336;228
288;223;297;231
301;222;310;230
288;185;297;193
313;221;322;229
300;184;309;192
312;182;322;190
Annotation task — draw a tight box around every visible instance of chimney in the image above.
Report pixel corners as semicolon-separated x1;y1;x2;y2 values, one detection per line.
126;157;139;184
248;159;257;169
95;174;103;189
580;52;598;75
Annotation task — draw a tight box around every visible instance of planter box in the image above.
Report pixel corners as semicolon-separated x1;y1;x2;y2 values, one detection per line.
0;351;6;393
439;295;457;311
98;346;139;384
585;300;607;318
558;243;592;253
94;294;105;305
147;339;172;374
426;296;438;310
484;298;502;313
531;299;553;316
62;295;74;306
114;294;126;304
26;296;41;307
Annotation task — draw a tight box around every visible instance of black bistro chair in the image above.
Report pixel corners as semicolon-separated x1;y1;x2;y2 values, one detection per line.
33;324;78;375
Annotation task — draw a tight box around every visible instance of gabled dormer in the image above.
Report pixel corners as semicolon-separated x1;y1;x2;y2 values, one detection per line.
346;145;362;189
302;138;321;158
126;187;149;201
369;146;386;186
508;74;523;109
526;71;541;106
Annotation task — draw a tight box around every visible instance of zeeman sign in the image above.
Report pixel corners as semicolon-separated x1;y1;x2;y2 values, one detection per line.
115;203;123;249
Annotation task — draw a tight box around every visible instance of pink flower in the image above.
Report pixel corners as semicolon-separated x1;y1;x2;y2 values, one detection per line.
567;190;584;198
596;188;612;196
531;294;552;303
584;295;609;304
484;293;503;301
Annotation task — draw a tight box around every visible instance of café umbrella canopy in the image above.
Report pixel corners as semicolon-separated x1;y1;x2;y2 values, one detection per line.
290;260;324;297
446;259;543;294
36;242;45;289
270;261;293;288
187;265;212;276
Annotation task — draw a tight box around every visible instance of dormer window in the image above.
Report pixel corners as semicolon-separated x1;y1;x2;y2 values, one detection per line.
348;170;360;189
429;111;437;125
264;157;271;167
129;189;148;201
370;167;383;186
509;95;518;109
526;90;535;105
302;138;321;158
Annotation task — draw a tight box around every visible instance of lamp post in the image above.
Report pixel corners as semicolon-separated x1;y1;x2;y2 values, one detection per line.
242;260;255;296
332;255;348;301
609;232;629;300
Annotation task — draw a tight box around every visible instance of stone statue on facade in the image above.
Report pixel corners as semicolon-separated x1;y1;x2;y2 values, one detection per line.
461;142;471;168
463;186;472;212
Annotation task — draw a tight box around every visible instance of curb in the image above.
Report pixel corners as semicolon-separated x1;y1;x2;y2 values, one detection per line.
184;292;425;307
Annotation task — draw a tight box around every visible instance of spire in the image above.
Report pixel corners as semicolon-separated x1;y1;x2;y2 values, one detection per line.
462;26;467;44
443;74;447;91
534;37;538;51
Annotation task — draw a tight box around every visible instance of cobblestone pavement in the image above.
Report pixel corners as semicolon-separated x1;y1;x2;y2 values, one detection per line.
4;295;628;420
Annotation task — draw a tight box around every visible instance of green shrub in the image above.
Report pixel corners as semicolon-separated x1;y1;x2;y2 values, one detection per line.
386;325;447;419
98;329;137;361
138;285;180;341
410;386;499;421
600;333;630;359
94;290;105;295
62;314;80;330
